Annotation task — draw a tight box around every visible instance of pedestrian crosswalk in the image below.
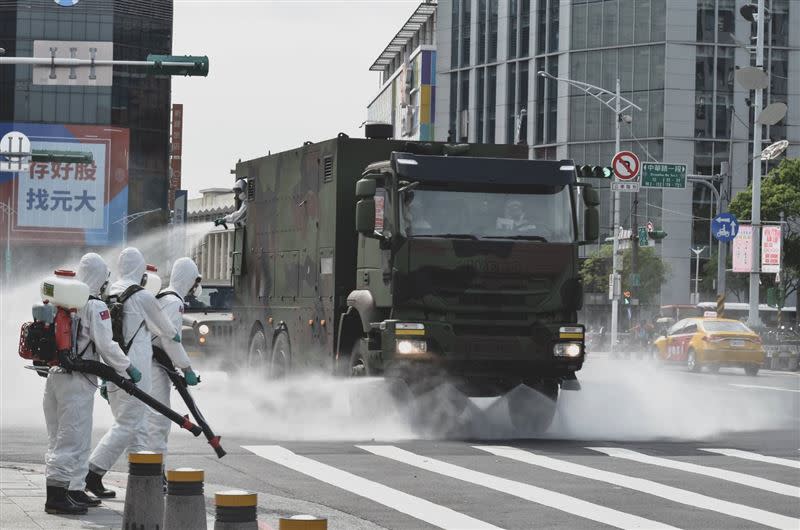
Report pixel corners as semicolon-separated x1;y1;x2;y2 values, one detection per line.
242;443;800;530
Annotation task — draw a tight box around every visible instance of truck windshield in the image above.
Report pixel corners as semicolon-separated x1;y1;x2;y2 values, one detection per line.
400;186;574;243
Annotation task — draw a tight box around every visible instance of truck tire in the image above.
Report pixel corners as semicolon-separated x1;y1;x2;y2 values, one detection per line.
248;329;269;375
271;331;291;379
507;381;558;435
349;339;370;377
744;364;760;376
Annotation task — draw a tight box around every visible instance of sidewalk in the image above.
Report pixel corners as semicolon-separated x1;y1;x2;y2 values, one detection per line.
1;463;130;529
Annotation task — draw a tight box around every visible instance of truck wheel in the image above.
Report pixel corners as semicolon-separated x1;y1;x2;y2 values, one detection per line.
349;339;370;377
271;331;291;379
507;381;558;435
248;329;269;375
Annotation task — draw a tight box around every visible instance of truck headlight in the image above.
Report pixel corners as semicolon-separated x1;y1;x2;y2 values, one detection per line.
198;324;210;336
396;339;427;355
553;342;582;357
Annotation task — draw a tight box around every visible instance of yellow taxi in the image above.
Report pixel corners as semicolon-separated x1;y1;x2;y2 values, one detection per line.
652;317;765;375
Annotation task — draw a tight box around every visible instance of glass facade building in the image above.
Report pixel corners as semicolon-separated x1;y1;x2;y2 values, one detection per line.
0;0;174;240
435;0;799;306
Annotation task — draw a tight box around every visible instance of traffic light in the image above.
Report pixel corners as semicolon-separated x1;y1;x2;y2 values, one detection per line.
648;230;668;241
578;165;613;179
31;150;94;164
146;55;209;77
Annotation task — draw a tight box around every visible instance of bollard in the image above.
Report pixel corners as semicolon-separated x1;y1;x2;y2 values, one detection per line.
122;452;164;530
213;490;258;530
163;468;207;530
278;515;327;530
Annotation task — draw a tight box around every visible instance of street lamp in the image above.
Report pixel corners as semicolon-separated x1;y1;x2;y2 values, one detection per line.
538;70;642;353
691;246;706;305
737;0;789;328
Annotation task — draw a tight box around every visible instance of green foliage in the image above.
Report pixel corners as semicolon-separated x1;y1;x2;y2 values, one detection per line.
729;158;800;306
580;245;670;305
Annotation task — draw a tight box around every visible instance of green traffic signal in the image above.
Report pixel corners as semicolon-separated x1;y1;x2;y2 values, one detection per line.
578;165;613;179
146;54;209;77
648;230;668;240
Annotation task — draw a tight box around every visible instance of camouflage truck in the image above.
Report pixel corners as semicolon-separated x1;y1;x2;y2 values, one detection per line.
232;135;600;430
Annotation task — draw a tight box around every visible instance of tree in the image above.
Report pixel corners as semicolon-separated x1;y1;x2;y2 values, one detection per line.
701;249;749;302
729;158;800;310
580;244;670;306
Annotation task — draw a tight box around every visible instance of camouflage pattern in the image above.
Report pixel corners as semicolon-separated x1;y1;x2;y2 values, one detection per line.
232;136;584;394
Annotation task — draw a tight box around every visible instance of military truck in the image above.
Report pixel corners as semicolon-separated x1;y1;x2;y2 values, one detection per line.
231;134;599;430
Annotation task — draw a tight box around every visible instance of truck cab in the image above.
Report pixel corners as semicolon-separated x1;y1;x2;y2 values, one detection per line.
342;151;599;405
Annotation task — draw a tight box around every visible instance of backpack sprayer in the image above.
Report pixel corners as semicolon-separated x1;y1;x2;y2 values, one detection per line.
18;270;203;438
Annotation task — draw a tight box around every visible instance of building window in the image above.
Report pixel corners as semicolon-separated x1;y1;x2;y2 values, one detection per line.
451;0;460;65
487;65;497;143
506;62;517;143
478;0;486;64
520;0;530;57
488;0;498;62
509;0;518;58
477;67;485;143
461;0;471;67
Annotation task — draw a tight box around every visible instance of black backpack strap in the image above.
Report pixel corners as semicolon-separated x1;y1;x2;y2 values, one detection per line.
118;284;146;354
156;290;183;302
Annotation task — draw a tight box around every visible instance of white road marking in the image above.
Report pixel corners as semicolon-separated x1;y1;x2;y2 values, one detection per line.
700;448;800;470
589;447;800;498
477;446;800;530
242;445;503;530
359;445;677;530
729;383;800;393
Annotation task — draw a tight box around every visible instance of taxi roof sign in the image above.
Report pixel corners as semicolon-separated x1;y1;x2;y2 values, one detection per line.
704;311;718;318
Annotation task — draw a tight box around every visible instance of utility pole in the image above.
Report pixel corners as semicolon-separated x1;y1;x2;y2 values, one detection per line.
747;0;766;328
630;192;639;323
717;161;730;297
537;71;640;353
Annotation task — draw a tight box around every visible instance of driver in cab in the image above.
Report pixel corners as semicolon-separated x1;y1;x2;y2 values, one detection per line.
497;199;536;232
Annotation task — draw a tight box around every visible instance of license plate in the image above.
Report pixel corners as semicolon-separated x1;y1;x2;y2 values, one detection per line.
730;339;745;348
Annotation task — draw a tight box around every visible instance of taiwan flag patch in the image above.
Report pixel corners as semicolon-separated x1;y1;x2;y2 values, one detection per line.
99;310;110;320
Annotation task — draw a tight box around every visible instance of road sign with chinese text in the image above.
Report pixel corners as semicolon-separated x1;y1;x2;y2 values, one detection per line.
611;151;641;192
641;163;687;189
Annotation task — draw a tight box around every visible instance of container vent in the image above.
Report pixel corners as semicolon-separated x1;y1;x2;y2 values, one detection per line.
323;156;334;183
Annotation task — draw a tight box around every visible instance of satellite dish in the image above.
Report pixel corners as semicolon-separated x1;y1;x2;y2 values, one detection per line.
735;66;769;90
756;102;788;126
761;140;789;161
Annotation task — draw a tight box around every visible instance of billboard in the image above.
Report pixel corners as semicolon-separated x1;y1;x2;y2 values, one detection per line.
761;225;781;273
0;123;129;246
732;224;753;273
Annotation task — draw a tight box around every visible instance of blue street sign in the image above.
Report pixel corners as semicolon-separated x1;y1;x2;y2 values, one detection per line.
712;212;739;242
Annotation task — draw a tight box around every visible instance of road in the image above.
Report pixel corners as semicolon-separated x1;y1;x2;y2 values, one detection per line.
2;354;799;529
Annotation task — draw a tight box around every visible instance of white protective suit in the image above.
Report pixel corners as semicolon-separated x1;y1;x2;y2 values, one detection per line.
43;253;131;490
88;248;179;474
144;257;198;456
223;179;248;226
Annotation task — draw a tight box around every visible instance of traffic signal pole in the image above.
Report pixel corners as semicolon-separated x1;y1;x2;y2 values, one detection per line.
610;78;622;353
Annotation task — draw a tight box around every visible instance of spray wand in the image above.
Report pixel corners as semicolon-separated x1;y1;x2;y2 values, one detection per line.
153;347;226;458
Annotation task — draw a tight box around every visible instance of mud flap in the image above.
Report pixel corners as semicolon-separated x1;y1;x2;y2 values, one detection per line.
560;372;581;391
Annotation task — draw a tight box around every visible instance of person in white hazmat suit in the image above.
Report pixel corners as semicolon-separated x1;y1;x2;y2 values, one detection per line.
85;247;180;499
144;257;201;459
214;178;248;228
43;253;140;514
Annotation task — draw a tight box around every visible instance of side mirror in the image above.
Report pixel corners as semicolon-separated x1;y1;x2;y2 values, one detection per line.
356;178;376;199
582;185;600;207
356;198;377;236
583;206;599;242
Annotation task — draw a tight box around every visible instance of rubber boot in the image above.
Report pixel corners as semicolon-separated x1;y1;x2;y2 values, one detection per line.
67;490;102;507
45;486;88;515
85;470;116;499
